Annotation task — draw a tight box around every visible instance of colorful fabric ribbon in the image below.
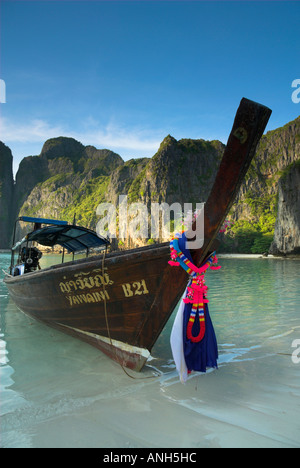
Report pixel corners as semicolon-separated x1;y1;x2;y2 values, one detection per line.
169;232;221;377
169;232;221;344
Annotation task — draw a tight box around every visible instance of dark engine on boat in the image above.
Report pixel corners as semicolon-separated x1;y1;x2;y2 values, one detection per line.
20;247;43;273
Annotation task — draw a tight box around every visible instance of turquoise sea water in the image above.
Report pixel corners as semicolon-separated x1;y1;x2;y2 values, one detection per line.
1;252;300;448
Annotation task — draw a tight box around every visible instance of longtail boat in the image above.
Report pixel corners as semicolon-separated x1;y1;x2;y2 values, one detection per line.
4;98;272;371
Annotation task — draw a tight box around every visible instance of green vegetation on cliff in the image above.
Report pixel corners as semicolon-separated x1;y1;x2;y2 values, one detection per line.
60;175;110;228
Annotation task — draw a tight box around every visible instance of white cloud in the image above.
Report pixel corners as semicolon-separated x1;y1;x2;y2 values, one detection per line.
74;124;161;154
0;117;65;143
0;116;163;159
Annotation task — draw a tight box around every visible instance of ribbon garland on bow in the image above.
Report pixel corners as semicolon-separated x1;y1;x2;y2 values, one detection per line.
169;232;221;343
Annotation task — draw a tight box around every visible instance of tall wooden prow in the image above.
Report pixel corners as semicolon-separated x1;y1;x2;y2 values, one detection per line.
191;98;272;266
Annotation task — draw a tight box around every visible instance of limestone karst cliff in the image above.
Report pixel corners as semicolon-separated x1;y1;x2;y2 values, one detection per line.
0;116;299;254
0;142;14;248
220;116;300;254
270;161;300;255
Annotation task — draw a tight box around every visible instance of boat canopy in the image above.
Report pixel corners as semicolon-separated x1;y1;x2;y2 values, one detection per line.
19;216;69;226
13;224;110;253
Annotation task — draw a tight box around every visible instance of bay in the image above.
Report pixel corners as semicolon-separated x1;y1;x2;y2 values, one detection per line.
1;252;300;448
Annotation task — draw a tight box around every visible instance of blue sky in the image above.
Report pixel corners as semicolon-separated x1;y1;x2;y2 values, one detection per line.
0;0;300;175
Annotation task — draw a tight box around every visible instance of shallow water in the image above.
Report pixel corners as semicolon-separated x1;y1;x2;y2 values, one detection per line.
1;252;300;448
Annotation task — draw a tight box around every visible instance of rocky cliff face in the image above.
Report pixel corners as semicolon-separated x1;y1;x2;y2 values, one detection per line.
270;161;300;255
106;157;150;206
230;116;300;222
0;142;14;248
14;137;123;239
219;116;300;254
103;136;225;248
140;136;224;207
105;136;224;209
14;154;49;216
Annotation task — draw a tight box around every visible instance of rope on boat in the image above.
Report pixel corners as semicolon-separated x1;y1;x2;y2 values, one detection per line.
101;249;159;380
2;269;12;277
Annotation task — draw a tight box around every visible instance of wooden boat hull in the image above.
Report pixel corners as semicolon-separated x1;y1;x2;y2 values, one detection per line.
4;98;272;371
4;244;187;371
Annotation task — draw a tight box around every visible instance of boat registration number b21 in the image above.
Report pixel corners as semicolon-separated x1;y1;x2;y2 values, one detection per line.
121;279;149;298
